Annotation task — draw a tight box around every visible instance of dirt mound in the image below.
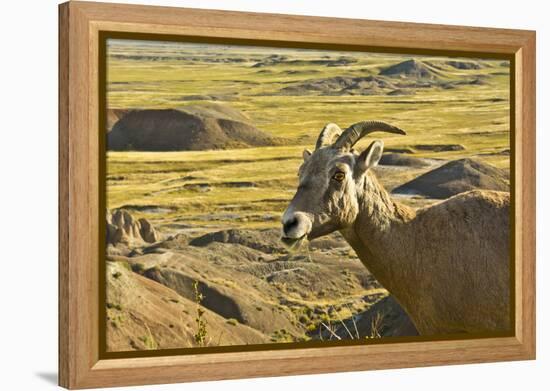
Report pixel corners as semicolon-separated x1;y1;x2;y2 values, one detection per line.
414;144;465;152
190;228;286;254
379;153;433;168
387;89;415;96
108;103;278;151
379;59;440;79
141;233;191;254
106;225;394;347
142;267;249;324
106;209;160;246
479;149;510;157
393;158;509;199
385;147;415;154
136;255;304;336
440;77;487;89
280;69;321;75
106;109;130;132
446;60;482;70
252;56;356;68
277;75;396;96
181;102;251;122
177;93;238;102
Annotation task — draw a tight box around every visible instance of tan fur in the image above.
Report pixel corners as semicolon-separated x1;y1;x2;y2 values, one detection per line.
284;148;511;336
343;172;510;335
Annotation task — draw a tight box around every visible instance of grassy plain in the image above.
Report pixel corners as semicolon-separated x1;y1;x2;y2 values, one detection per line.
106;40;510;232
104;40;511;350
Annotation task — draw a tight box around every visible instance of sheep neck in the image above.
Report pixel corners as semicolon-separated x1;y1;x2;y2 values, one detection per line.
340;170;418;310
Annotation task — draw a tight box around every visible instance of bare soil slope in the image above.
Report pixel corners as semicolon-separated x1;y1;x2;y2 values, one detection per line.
393;158;509;198
105;210;415;350
106;261;268;351
108;103;279;151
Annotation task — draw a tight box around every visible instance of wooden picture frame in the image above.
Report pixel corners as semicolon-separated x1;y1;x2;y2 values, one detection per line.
59;1;536;389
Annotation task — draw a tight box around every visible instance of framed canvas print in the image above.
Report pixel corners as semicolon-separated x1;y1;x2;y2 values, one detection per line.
58;1;536;389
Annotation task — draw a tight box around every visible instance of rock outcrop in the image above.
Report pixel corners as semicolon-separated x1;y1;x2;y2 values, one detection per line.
106;209;160;246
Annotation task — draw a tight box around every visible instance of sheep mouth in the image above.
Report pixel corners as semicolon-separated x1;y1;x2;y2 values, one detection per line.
281;234;308;250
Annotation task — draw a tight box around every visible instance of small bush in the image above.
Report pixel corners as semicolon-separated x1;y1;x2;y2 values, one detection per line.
306;323;317;332
193;280;208;347
226;318;238;326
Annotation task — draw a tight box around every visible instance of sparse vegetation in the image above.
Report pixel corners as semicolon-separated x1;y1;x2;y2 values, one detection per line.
139;324;158;350
105;40;509;351
192;280;208;347
367;312;384;339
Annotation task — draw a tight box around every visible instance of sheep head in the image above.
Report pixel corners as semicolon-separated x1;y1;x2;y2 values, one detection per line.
281;121;406;246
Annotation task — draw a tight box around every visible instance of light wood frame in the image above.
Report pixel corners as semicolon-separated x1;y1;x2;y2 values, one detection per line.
59;1;536;389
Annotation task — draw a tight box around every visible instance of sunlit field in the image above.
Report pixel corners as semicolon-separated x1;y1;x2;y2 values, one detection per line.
104;40;510;351
107;40;509;233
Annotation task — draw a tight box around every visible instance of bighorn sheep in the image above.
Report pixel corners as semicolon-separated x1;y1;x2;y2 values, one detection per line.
282;121;510;335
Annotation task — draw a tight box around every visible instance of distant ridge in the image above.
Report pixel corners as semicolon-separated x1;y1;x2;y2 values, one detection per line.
380;59;441;79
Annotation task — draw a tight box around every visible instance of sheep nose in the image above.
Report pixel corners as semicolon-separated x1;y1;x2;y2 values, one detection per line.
283;217;298;236
282;212;311;239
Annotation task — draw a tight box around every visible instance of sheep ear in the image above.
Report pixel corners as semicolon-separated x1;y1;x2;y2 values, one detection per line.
302;149;312;161
356;140;384;174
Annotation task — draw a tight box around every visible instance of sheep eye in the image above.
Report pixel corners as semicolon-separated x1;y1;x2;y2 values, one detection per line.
332;172;345;182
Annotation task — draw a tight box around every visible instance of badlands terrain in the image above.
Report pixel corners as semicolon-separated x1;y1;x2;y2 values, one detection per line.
105;40;510;351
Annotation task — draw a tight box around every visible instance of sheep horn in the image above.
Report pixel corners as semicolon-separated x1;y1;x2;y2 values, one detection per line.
315;123;343;150
332;121;406;150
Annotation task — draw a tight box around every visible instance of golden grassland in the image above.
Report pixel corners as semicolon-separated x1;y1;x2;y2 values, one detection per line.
106;40;510;232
